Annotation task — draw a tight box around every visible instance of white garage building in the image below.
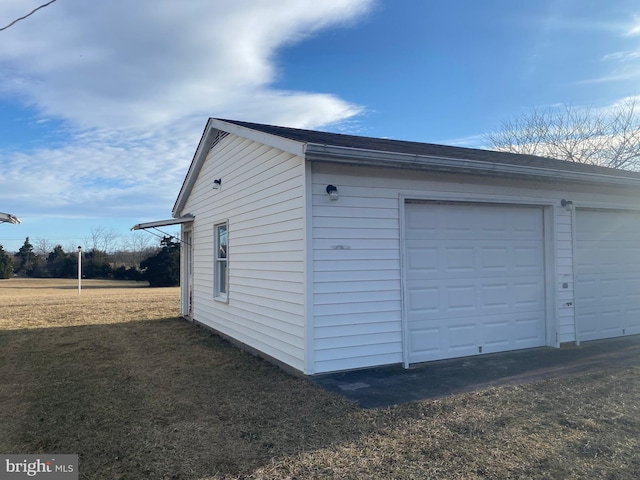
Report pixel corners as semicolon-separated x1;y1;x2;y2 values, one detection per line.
142;118;640;375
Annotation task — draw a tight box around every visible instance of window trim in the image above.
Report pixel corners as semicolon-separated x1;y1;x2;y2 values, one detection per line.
214;221;229;302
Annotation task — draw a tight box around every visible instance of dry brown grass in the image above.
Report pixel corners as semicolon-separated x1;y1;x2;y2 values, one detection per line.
1;278;640;479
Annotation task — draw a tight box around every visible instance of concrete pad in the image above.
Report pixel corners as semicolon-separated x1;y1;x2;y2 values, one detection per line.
312;336;640;408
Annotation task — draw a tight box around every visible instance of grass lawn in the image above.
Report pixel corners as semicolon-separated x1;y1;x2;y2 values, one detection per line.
1;278;640;479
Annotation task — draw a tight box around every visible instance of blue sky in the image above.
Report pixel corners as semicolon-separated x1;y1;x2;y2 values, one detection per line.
0;0;639;252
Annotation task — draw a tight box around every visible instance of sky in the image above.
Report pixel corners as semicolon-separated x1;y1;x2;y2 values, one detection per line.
0;0;639;252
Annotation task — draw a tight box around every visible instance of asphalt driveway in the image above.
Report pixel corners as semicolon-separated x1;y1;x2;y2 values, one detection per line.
312;335;640;408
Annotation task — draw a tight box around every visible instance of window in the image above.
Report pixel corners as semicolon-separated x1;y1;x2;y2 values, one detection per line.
214;222;228;299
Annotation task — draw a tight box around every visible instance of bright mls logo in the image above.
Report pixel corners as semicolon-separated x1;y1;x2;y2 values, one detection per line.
1;455;77;480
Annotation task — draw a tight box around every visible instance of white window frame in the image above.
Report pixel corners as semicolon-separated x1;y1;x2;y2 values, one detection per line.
214;221;229;302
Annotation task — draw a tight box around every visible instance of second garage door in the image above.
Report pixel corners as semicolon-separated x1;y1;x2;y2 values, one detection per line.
404;202;546;364
575;209;640;342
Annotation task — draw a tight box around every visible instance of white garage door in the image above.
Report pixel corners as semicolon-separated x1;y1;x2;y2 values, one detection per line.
404;202;546;363
575;209;640;342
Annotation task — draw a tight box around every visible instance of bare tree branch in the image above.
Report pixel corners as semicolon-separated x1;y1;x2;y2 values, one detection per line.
0;0;57;33
485;98;640;170
84;226;120;253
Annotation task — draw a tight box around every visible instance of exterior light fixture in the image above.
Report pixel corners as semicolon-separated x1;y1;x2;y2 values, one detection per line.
326;184;339;201
213;178;222;189
561;199;573;211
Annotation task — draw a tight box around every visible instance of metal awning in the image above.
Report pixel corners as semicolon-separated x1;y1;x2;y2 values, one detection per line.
0;212;21;224
131;215;194;231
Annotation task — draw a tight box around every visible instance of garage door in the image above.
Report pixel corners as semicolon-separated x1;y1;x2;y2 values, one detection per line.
575;209;640;342
404;202;546;363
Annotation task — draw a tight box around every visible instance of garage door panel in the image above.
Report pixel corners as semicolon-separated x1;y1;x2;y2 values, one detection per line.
576;209;640;342
407;279;543;322
513;314;546;344
449;323;477;349
405;204;543;240
407;245;544;279
445;247;475;273
514;281;544;307
405;203;546;363
405;245;438;271
447;285;476;311
407;287;440;313
481;284;510;307
409;327;441;357
408;313;544;362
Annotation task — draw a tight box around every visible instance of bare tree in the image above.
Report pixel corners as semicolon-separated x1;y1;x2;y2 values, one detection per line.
84;226;120;253
112;232;157;267
33;237;54;257
485;98;640;170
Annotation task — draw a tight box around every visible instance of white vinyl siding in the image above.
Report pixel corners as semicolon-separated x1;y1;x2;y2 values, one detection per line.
310;162;640;373
555;209;575;343
311;169;402;373
177;125;640;375
181;134;306;371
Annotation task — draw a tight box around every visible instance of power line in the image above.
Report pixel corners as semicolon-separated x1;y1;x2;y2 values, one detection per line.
0;0;57;32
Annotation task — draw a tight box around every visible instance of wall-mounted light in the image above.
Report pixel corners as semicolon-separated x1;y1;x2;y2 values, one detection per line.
561;199;573;211
213;178;222;190
326;184;339;201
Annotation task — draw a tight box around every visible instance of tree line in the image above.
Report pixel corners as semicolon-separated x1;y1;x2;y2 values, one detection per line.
0;236;180;287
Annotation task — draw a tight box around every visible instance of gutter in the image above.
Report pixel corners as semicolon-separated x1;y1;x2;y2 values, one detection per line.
304;144;640;187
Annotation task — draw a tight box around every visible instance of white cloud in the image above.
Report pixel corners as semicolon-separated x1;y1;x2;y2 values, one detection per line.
625;15;640;36
0;0;373;229
603;50;640;62
0;0;371;131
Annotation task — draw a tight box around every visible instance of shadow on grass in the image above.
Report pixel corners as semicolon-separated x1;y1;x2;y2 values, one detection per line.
2;318;640;480
0;318;365;479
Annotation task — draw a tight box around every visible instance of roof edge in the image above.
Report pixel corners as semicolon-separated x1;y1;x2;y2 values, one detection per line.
304;144;640;187
172;119;306;216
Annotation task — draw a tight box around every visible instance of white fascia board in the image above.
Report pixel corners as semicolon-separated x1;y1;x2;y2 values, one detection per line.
0;212;21;224
131;215;194;231
172;118;306;217
210;119;305;157
304;144;640;187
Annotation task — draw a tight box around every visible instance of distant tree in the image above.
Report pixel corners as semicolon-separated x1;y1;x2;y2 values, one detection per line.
112;266;143;281
33;238;54;258
14;237;35;276
485;98;640;170
85;226;120;254
0;245;12;279
140;237;180;287
47;245;77;278
118;232;154;266
83;249;113;279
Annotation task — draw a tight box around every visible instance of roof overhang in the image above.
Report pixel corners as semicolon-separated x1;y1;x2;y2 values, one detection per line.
304;144;640;187
0;212;21;224
131;215;194;231
172;118;306;217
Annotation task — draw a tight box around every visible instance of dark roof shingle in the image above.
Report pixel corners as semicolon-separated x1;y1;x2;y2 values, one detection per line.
219;118;640;180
